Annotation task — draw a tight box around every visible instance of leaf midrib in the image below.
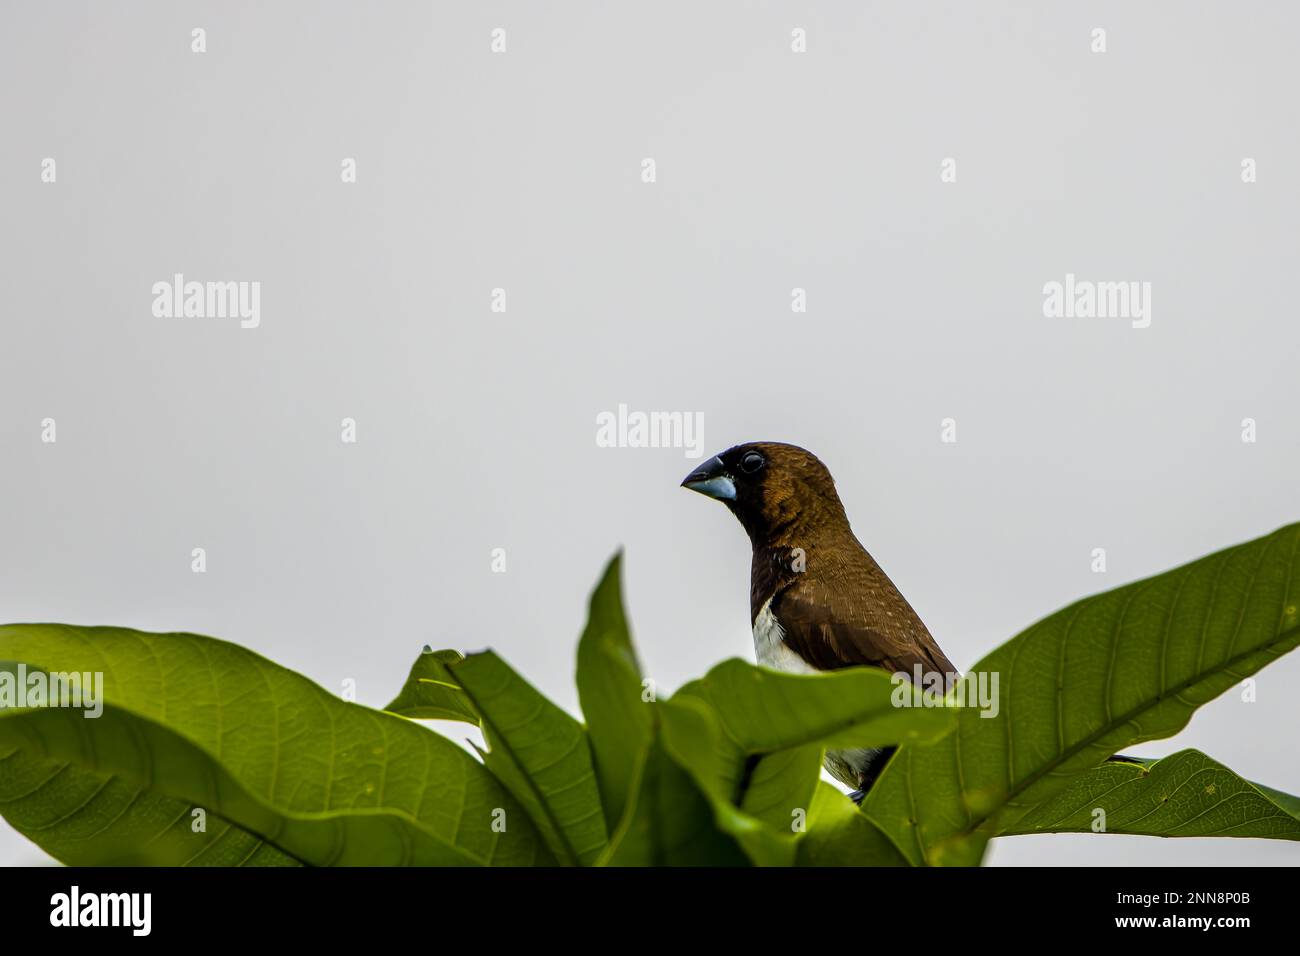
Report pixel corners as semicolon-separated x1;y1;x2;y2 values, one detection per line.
451;671;585;867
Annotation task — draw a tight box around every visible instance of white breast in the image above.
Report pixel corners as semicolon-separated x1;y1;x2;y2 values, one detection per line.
753;597;817;674
752;596;876;790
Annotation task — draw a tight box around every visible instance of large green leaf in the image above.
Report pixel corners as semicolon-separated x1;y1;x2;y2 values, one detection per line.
863;522;1300;865
384;648;478;723
672;658;956;801
1002;749;1300;841
676;658;955;753
448;651;607;866
575;554;654;830
0;746;300;866
0;627;552;866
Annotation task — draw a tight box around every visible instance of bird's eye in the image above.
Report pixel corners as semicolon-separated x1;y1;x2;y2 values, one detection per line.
740;451;765;474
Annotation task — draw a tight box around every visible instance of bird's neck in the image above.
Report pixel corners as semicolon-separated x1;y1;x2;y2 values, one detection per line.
737;487;850;549
747;517;861;623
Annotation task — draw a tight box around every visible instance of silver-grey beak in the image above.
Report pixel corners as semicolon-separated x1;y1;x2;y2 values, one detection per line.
680;456;736;501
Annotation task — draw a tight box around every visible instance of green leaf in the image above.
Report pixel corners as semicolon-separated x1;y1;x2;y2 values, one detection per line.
736;744;824;833
676;658;956;752
655;697;909;868
0;747;301;866
384;648;478;723
863;522;1300;866
0;627;553;866
795;782;911;867
598;711;750;867
448;650;607;866
672;658;957;801
1002;749;1300;841
658;697;803;866
655;659;955;867
576;553;654;830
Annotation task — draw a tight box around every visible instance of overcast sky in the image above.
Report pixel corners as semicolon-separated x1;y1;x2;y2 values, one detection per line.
2;1;1298;866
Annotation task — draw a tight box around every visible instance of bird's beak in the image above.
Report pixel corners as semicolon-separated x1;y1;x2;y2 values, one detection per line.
680;456;737;501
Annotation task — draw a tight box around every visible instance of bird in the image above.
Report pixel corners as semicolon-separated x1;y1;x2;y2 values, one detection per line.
681;441;958;803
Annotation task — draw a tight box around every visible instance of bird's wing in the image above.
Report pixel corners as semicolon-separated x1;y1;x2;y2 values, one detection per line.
770;564;957;681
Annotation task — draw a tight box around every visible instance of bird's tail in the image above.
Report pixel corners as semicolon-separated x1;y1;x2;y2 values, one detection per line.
848;746;897;804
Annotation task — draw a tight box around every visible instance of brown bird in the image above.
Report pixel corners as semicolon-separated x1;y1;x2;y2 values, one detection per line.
681;441;958;801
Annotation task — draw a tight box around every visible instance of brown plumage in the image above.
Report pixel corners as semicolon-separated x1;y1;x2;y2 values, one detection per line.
682;441;957;796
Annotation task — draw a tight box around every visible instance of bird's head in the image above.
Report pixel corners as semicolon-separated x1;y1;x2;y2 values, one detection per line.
680;441;849;546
